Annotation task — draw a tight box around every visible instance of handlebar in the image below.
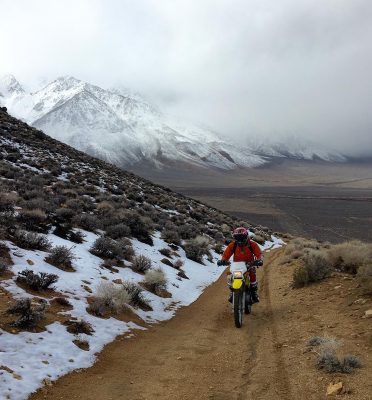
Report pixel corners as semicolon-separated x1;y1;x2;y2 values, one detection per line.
217;259;263;267
217;260;230;266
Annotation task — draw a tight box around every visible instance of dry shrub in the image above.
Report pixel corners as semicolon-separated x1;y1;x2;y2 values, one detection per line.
7;298;46;329
252;234;265;245
0;192;18;211
17;269;59;291
90;236;125;260
65;320;94;335
52;297;71;307
0;261;9;276
292;250;332;288
13;230;52;251
159;248;172;258
184;235;210;263
143;268;167;294
89;282;131;316
106;223;130;240
161;227;181;245
46;246;75;270
283;238;324;264
213;242;224;255
18;208;47;230
55;207;76;222
72;213;100;232
357;264;372;294
131;255;152;273
97;201;114;214
316;340;361;374
122;282;151;310
69;229;85;244
328;240;372;274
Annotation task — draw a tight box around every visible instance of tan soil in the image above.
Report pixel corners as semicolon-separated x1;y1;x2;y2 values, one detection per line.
29;248;372;400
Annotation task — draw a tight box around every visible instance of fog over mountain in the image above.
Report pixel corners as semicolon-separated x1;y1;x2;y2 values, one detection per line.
1;74;347;172
0;0;371;156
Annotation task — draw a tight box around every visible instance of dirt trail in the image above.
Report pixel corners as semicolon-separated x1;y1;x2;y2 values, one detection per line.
30;249;372;400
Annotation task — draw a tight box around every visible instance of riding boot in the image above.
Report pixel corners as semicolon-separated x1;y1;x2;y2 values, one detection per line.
250;283;259;303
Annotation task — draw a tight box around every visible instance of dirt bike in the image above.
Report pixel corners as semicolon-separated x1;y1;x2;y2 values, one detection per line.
218;260;260;328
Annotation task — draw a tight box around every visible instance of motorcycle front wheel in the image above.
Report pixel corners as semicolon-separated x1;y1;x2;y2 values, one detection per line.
233;290;243;328
245;288;252;315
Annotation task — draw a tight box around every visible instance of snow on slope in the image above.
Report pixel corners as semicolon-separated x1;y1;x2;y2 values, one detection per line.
0;75;346;169
0;227;283;400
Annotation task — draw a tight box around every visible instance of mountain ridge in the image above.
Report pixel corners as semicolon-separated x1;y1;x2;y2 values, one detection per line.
0;74;347;171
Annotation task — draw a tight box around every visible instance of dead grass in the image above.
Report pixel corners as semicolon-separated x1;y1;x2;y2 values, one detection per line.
88;282;132;317
328;240;372;274
143;268;168;295
357;264;372;294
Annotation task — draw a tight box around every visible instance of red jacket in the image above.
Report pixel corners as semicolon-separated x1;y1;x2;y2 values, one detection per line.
222;240;261;263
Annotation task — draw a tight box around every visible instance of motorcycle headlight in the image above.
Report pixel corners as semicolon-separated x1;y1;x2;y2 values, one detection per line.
233;271;243;279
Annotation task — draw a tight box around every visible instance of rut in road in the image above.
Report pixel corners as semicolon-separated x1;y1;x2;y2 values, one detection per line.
239;250;293;400
30;250;293;400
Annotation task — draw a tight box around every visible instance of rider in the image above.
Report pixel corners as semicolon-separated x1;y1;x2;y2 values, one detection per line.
219;227;263;303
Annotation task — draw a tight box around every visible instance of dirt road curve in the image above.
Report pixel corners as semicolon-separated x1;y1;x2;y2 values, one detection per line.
30;249;371;400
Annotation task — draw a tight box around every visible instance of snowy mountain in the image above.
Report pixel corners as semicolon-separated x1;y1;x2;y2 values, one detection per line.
0;74;346;170
247;136;346;163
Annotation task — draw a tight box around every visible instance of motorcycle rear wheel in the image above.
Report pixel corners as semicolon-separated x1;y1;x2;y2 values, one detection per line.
233;290;243;328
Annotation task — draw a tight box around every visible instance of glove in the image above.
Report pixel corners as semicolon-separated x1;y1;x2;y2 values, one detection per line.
254;260;263;267
217;260;228;266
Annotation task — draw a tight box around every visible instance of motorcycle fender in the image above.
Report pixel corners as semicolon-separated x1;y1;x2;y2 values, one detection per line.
232;279;243;290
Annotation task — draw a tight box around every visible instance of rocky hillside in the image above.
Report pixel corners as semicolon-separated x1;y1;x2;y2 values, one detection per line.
0;107;282;399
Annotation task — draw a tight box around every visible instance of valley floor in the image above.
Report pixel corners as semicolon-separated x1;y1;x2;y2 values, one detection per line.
138;159;372;244
173;186;372;244
29;248;372;400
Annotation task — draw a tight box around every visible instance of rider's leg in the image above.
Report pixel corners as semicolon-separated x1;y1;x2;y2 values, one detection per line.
249;267;259;303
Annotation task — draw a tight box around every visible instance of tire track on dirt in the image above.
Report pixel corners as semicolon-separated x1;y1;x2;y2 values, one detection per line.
260;251;293;399
237;250;294;400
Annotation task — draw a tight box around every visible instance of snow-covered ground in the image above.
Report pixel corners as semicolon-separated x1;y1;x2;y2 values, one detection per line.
0;229;283;400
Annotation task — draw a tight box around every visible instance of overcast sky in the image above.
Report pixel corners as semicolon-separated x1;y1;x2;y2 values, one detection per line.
1;0;372;155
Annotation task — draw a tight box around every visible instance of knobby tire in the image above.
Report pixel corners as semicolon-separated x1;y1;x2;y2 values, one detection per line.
233;290;243;328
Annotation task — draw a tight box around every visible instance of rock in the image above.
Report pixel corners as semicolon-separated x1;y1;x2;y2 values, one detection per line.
364;310;372;319
326;382;343;396
12;373;22;380
26;259;34;265
82;285;92;293
112;278;123;284
334;285;341;289
42;378;52;386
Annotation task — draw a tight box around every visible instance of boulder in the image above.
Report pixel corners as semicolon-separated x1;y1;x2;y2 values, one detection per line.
364;309;372;319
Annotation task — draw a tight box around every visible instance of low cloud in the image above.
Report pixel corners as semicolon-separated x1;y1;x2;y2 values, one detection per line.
1;0;371;156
